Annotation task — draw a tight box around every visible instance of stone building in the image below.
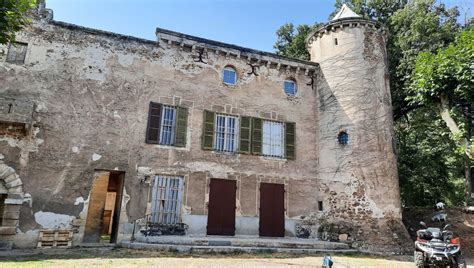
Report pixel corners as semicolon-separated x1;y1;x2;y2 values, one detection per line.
0;3;408;251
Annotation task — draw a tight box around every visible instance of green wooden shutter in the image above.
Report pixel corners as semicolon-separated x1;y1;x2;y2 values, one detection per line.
239;116;252;154
174;106;188;147
251;117;262;155
146;102;161;144
285;122;296;160
202;110;215;150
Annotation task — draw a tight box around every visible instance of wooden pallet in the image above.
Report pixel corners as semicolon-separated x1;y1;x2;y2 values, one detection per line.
37;229;73;249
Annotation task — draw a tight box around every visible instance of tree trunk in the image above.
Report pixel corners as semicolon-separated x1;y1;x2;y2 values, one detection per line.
437;95;473;203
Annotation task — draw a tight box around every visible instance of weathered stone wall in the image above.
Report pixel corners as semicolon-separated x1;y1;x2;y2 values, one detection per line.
0;18;320;247
307;19;409;252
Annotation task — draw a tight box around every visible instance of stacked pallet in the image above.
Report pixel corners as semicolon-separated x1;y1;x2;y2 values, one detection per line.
37;229;73;249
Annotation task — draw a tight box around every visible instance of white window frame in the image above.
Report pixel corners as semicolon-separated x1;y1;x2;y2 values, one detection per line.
223;67;237;85
150;175;184;224
159;105;177;145
262;120;285;158
284;80;297;96
213;114;239;152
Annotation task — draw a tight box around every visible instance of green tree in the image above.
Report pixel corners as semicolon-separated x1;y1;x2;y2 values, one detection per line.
409;28;474;201
273;22;322;60
0;0;36;44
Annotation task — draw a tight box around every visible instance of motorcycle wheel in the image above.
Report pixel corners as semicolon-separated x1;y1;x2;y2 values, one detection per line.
414;251;425;268
453;255;466;268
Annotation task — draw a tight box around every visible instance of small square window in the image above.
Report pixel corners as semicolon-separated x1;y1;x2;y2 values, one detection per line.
318;201;323;211
6;42;28;64
284;80;297;96
223;67;237;85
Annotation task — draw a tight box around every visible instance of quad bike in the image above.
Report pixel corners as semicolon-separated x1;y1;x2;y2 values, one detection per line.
414;221;466;268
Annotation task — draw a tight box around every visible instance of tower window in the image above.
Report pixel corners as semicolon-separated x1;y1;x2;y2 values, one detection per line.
223;66;237;85
318;201;323;211
338;131;349;145
284;80;297;96
334;38;338;45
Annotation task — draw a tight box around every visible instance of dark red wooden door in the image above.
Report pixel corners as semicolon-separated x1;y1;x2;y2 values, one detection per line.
259;183;285;237
207;179;236;236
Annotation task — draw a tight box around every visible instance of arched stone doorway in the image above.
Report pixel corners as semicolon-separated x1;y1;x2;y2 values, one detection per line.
0;154;24;240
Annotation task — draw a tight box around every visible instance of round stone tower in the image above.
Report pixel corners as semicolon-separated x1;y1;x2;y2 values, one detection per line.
306;5;407;250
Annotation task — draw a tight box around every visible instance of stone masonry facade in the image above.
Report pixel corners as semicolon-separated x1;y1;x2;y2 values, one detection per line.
0;4;410;252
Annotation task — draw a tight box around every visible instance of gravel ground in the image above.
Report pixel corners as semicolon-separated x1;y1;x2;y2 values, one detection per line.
0;248;472;268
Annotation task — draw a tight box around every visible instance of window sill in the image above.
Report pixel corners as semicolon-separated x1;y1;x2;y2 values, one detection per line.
260;155;287;162
212;150;239;156
148;143;189;151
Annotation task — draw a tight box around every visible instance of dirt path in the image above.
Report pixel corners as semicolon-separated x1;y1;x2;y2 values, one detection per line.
0;248;472;267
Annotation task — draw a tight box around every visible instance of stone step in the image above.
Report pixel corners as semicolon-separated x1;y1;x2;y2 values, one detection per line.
121;241;357;254
130;235;350;250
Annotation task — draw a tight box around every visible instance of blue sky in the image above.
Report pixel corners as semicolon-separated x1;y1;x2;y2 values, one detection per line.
47;0;470;53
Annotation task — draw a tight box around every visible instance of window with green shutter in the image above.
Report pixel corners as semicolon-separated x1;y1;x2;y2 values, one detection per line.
239;116;252;154
251;117;262;155
285;122;296;160
202;110;215;150
145;102;188;147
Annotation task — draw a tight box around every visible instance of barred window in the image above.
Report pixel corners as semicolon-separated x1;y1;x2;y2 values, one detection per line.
6;42;28;64
145;102;188;147
159;105;176;145
262;120;284;158
214;114;238;152
150;175;184;224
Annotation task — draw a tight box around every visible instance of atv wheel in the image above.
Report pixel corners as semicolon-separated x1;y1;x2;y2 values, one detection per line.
453;255;466;268
414;251;425;268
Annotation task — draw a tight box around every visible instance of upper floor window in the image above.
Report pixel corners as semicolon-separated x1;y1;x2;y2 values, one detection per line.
202;110;296;159
284;80;297;96
262;121;284;158
145;102;188;147
6;42;28;64
214;114;239;152
223;66;237;85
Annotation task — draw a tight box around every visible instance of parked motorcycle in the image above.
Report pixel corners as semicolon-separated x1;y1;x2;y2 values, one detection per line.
414;221;466;268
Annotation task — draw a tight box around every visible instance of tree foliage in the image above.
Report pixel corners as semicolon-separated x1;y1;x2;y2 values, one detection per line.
273;22;322;60
397;108;466;206
0;0;36;44
409;27;473;201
